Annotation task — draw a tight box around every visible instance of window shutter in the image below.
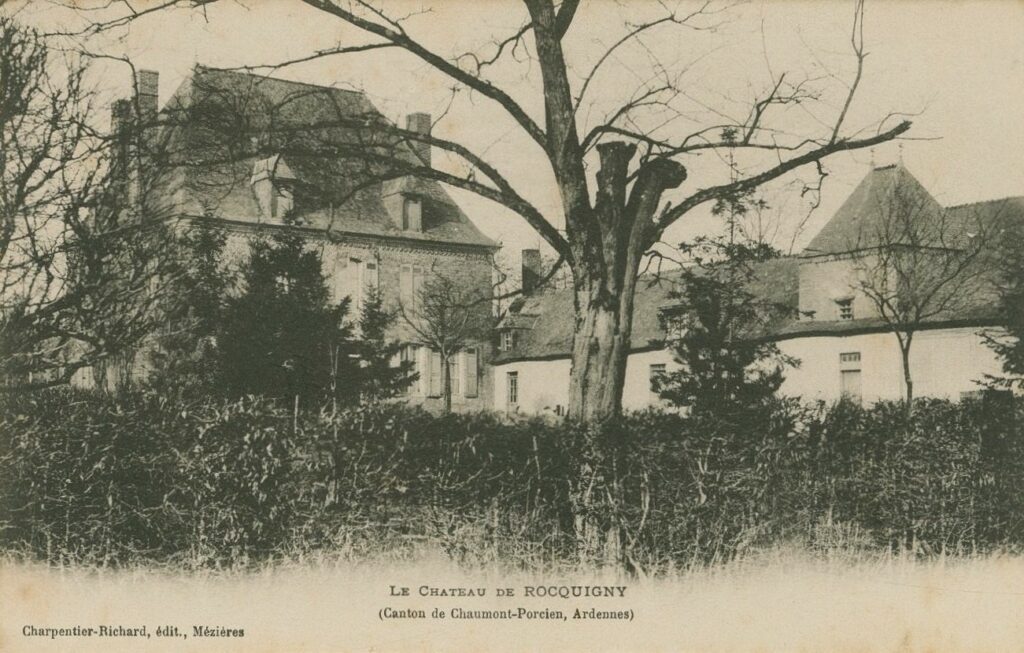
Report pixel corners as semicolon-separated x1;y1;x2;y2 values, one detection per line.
333;256;349;303
429;350;442;397
413;266;425;315
350;257;363;313
449;355;460;397
400;264;413;310
366;260;379;291
464;348;479;397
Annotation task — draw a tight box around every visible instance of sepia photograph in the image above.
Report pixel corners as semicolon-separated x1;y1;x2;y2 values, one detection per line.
0;0;1022;651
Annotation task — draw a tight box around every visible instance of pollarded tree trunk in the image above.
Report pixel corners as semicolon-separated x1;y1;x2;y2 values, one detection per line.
563;142;685;569
567;258;641;424
565;142;686;424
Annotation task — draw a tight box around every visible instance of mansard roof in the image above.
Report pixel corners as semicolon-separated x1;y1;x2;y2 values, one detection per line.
155;65;497;250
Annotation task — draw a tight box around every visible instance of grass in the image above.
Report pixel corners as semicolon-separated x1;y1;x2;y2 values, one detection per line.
4;546;1024;652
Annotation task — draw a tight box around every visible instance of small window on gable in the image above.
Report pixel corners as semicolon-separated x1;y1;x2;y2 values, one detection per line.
836;298;854;321
501;330;514;351
402;197;422;231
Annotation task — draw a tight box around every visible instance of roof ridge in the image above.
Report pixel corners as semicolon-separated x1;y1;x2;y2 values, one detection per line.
946;195;1024;210
194;64;366;96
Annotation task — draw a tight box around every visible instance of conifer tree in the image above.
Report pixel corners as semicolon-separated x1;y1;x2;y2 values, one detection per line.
218;229;356;406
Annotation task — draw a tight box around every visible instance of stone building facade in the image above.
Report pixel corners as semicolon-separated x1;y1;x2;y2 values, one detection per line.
78;66;497;411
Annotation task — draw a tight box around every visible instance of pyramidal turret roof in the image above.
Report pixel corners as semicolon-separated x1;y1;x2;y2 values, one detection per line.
804;164;943;255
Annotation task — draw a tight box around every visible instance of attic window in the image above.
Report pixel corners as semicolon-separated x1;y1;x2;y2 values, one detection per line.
402;197;422;231
500;330;514;351
836;298;854;321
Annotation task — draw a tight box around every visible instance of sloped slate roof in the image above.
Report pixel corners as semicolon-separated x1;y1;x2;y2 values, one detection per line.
494;258;800;363
804;164;1024;256
156;66;496;249
804;164;943;255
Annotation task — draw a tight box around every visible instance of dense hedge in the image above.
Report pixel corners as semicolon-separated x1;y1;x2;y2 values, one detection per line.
1;389;1022;570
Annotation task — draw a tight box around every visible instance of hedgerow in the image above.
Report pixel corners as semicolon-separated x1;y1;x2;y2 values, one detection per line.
1;389;1021;570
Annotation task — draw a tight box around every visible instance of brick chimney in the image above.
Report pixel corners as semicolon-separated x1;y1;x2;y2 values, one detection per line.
522;249;543;294
135;70;159;119
405;112;431;167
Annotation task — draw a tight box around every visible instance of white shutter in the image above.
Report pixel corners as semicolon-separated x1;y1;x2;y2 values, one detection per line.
333;256;349;304
464;348;479;397
366;260;379;291
400;264;413;310
350;257;364;314
412;266;425;315
429;350;442;397
449;355;460;397
417;345;428;395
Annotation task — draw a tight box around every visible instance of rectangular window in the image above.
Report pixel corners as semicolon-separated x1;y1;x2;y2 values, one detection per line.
350;257;363;314
413;265;425;314
507;371;519;407
649;363;667;402
501;331;514;351
365;261;378;292
400;345;420;395
464;348;479;397
349;258;379;316
332;256;349;304
840;369;862;403
402;197;422;231
839;351;862;403
836;298;854;321
448;355;461;397
429;350;443;397
400;264;413;310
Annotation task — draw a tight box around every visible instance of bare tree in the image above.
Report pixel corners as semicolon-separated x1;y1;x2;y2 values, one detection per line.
399;273;491;414
849;175;1004;413
75;0;911;422
0;15;183;390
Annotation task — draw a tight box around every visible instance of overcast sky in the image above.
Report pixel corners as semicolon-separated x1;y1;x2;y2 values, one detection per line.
13;0;1024;263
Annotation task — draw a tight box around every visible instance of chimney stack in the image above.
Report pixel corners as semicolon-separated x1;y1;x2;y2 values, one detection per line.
405;112;431;167
135;70;159;120
522;249;543;294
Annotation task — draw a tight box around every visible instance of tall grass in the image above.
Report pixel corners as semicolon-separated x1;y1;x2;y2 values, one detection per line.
1;388;1022;572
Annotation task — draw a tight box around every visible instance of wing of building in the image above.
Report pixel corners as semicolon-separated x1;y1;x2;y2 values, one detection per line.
76;67;498;411
493;164;1023;415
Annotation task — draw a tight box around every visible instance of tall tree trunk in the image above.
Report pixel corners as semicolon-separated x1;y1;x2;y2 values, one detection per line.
567;264;640;423
442;354;452;414
562;142;685;569
565;143;686;424
899;334;914;419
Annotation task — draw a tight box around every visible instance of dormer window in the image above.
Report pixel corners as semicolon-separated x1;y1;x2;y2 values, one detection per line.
500;330;514;351
251;154;298;221
836;298;854;321
402;196;422;231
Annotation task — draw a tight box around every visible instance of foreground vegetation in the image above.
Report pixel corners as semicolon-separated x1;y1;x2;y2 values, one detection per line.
1;388;1021;573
